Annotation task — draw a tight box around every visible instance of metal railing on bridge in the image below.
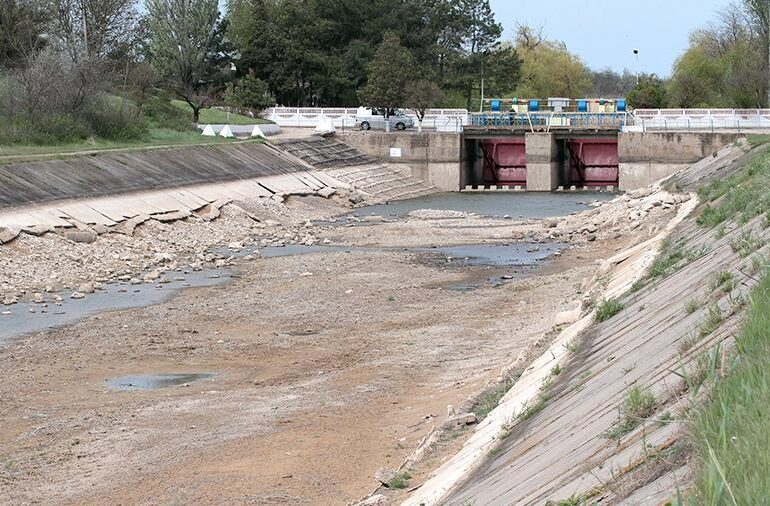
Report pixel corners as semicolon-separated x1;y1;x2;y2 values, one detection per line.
468;111;631;131
632;109;770;131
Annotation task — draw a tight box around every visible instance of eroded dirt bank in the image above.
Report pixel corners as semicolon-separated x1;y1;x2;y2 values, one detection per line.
0;188;680;504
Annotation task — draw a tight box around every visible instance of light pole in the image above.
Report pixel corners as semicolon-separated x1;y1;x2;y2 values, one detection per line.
479;57;485;113
633;49;640;85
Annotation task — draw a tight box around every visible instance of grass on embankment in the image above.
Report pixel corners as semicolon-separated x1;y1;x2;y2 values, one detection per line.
0;128;254;162
170;100;270;125
692;265;770;505
688;142;770;504
697;145;770;228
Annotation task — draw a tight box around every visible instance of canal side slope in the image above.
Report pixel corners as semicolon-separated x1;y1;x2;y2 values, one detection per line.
403;139;764;505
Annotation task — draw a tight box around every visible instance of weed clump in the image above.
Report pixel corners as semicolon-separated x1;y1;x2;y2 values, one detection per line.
387;471;412;489
605;386;656;440
595;298;624;323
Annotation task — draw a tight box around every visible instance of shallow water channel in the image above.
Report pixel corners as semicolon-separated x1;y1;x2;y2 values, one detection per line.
0;269;230;344
353;191;615;219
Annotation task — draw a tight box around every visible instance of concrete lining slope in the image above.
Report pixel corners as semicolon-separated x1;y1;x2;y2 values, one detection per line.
404;141;754;505
0;141;314;209
275;135;437;201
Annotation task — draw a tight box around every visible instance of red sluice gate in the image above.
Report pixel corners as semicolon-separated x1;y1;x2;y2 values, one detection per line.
568;138;619;187
480;138;526;186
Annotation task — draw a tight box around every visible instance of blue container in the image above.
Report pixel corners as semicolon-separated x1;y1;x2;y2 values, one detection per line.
617;99;627;112
490;99;502;112
577;100;588;112
529;99;540;112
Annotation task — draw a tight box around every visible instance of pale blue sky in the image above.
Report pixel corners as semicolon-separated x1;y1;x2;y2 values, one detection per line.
490;0;733;77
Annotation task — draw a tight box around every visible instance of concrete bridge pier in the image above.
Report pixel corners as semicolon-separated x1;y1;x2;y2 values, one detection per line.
525;133;560;191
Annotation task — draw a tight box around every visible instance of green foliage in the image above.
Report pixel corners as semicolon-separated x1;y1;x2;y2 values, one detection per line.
515;37;591;98
693;266;770;505
170;100;267;125
146;0;230;123
709;271;737;293
223;70;274;112
230;0;507;107
358;32;415;112
669;2;767;108
605;386;656;440
83;98;148;141
546;494;585;506
697;148;770;229
698;304;724;338
473;374;518;419
686;298;702;315
730;228;764;258
0;114;91;145
143;93;193;131
387;471;412;489
627;75;668;109
595;298;624;323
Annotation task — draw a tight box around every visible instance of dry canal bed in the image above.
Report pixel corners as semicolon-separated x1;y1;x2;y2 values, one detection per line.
0;191;663;504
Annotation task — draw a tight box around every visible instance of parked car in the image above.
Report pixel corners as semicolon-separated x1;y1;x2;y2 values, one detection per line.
355;108;414;131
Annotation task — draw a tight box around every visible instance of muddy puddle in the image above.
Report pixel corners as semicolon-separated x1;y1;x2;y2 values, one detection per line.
107;373;216;391
420;243;565;267
0;269;231;344
352;191;615;220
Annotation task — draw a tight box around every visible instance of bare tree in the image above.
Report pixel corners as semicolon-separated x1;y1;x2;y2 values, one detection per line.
50;0;141;62
408;80;444;133
515;23;544;51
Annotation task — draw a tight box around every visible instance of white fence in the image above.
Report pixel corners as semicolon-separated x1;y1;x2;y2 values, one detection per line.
262;107;468;132
632;109;770;131
263;107;770;133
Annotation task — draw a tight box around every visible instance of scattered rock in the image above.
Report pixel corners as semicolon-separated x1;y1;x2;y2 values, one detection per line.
77;283;95;294
0;226;21;244
374;467;397;486
554;308;581;326
356;494;386;505
444;412;478;428
62;229;98;244
70;292;86;299
317;187;337;199
144;270;162;282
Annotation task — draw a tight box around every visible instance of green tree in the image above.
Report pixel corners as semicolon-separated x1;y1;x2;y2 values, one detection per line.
668;46;724;107
145;0;230;124
223;69;274;112
358;32;415;130
514;27;592;98
627;76;668;109
744;0;770;105
668;3;766;108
